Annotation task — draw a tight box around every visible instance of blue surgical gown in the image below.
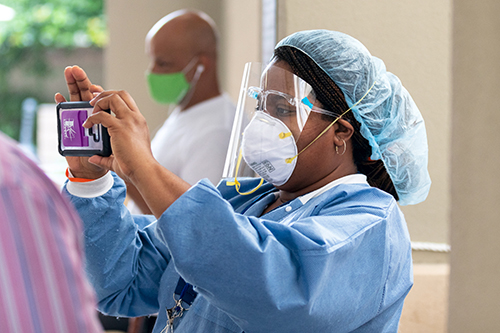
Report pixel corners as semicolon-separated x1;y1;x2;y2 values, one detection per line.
64;173;413;333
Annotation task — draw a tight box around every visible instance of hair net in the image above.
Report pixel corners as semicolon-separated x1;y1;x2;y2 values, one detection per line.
276;30;431;205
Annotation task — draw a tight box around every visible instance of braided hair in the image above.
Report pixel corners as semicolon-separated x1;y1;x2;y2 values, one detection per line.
274;46;398;200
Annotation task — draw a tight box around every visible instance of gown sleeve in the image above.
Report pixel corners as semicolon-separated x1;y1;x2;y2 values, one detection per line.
63;172;170;317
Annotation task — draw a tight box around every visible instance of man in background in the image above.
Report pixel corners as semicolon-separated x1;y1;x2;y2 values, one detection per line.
0;131;103;333
127;9;236;214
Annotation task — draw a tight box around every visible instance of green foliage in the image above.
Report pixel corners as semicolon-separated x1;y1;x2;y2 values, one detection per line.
0;0;107;139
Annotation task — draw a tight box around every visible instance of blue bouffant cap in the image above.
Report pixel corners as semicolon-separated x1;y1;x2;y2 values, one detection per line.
276;30;431;205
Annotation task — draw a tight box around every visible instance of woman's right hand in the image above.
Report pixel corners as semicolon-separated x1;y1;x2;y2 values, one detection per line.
85;90;191;219
55;65;108;180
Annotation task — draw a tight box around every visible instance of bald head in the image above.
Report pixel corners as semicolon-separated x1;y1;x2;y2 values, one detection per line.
146;10;218;61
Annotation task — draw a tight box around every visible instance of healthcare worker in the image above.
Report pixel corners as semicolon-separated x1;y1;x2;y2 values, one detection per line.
59;30;431;333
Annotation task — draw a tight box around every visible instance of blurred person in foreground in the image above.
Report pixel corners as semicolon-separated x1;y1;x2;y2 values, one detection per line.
0;131;103;333
56;30;431;332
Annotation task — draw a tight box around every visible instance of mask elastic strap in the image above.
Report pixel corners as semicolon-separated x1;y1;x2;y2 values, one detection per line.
226;149;264;195
284;80;377;164
179;60;205;109
181;56;200;74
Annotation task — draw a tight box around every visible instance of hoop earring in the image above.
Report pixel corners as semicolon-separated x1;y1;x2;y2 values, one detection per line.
336;139;346;156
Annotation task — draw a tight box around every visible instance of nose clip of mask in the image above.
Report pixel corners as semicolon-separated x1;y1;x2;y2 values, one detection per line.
279;132;292;139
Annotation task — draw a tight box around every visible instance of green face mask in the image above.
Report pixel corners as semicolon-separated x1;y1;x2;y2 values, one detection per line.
146;71;190;105
146;57;200;105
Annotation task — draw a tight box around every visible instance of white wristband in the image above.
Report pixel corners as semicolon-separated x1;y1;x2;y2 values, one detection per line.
66;171;114;198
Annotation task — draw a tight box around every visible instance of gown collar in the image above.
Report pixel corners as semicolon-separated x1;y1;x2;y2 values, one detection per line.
299;174;368;205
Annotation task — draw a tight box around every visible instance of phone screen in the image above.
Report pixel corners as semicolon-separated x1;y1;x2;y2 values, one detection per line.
57;101;112;156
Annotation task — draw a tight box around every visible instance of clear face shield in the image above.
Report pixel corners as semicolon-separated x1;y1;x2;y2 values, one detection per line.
223;62;345;193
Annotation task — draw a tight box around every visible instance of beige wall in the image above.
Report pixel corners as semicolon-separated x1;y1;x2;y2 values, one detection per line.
449;0;500;331
220;0;261;101
400;264;449;332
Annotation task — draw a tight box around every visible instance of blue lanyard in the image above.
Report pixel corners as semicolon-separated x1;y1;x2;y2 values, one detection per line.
164;278;197;332
174;277;197;306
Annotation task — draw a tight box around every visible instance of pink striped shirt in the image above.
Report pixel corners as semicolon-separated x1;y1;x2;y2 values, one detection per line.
0;132;103;333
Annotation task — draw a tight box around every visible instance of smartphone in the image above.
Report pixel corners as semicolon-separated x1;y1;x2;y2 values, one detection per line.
57;101;112;157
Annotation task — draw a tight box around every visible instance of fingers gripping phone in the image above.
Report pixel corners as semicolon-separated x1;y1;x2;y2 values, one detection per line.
57;101;112;157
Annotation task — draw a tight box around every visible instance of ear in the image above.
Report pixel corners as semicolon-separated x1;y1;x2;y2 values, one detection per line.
198;54;212;72
332;119;354;147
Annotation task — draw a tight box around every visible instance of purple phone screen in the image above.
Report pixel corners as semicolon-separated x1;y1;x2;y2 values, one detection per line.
61;110;89;147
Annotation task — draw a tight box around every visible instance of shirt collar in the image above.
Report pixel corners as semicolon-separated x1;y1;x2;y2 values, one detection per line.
298;174;368;205
174;93;227;114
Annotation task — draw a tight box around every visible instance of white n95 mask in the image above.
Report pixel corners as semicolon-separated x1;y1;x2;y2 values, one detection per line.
241;111;298;186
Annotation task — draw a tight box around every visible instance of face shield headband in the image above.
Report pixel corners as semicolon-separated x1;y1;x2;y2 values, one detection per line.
223;62;375;195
